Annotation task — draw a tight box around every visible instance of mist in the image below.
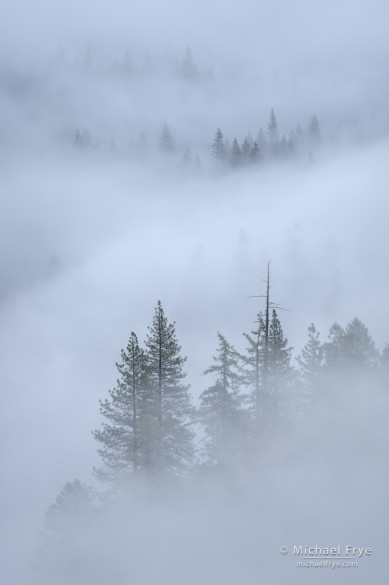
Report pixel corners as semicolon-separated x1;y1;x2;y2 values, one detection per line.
1;0;389;583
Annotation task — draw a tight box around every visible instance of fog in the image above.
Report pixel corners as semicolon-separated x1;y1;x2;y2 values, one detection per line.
1;0;389;583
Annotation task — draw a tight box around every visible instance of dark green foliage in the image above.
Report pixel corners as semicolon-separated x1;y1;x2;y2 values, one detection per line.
144;301;194;471
93;302;194;482
93;332;151;480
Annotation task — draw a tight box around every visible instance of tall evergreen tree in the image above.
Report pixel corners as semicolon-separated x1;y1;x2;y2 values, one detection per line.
266;310;293;430
145;301;194;472
198;333;246;465
93;332;152;481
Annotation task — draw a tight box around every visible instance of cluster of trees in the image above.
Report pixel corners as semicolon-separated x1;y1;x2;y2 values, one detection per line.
32;279;388;582
211;109;320;169
73;108;321;171
93;301;195;479
92;289;385;479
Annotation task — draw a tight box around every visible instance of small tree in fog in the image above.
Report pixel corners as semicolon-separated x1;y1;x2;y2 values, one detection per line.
296;323;323;410
323;317;378;373
211;127;226;160
250;141;261;163
181;46;199;79
33;480;95;584
266;310;293;430
241;138;251;161
267;108;279;154
309;115;321;145
231;137;242;167
198;333;247;466
159;124;175;153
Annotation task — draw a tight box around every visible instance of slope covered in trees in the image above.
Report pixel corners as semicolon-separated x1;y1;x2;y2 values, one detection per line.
32;284;389;583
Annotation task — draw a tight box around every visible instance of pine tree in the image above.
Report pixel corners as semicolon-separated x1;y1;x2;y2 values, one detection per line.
145;301;194;472
159;124;175;153
309;115;321;145
343;317;378;368
323;318;378;373
266;310;293;430
211;127;226;160
267;108;279;154
241;138;251;161
198;333;246;465
33;480;95;584
231;137;242;166
296;323;323;410
256;128;267;156
93;332;152;481
250;141;261;163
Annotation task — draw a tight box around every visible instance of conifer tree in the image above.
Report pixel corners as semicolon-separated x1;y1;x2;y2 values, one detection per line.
309;115;321;144
241;138;251;160
211;127;226;160
33;480;95;584
250;141;261;163
266;310;293;430
256;128;267;156
181;47;199;79
198;333;246;465
93;332;151;481
296;323;323;410
323;318;378;373
267;108;279;154
145;301;194;471
231;137;242;166
159;124;175;153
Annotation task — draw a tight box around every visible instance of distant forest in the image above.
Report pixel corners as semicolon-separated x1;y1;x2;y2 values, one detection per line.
74;107;322;171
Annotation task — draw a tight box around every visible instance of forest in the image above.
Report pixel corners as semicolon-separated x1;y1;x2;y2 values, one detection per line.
31;269;388;583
